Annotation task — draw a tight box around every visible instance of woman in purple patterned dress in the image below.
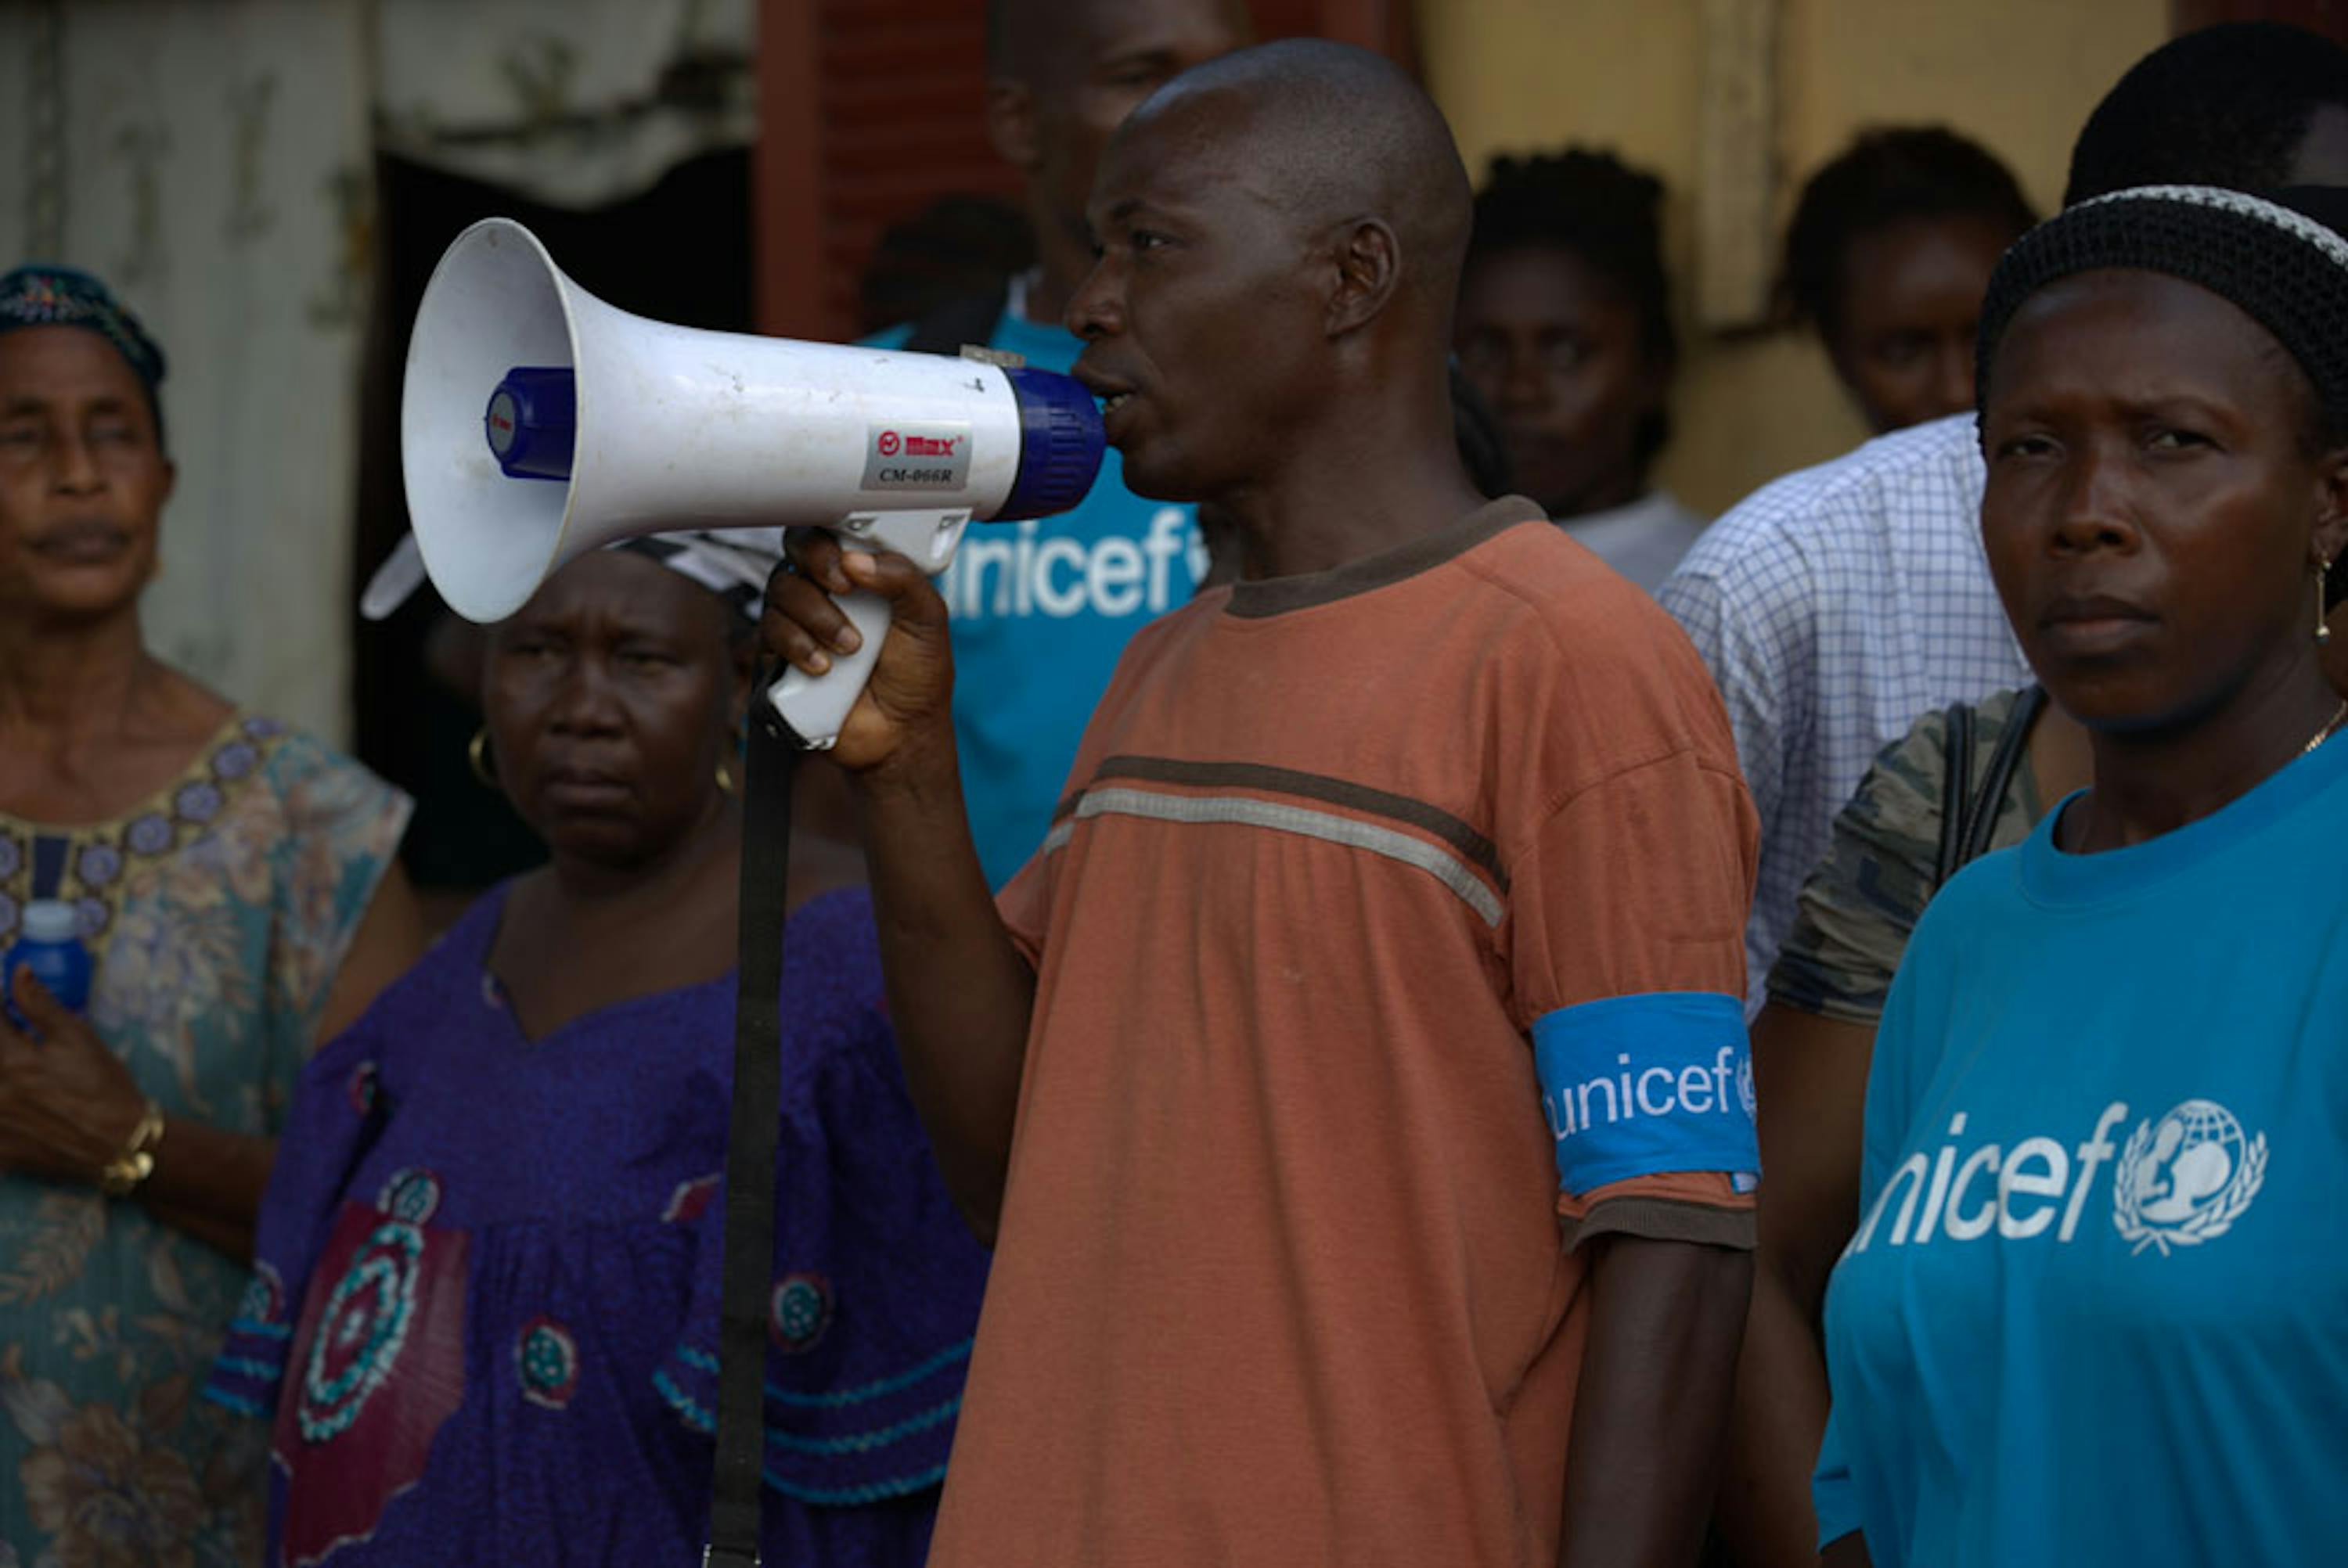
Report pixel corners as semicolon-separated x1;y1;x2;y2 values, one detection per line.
206;541;988;1566
0;265;421;1568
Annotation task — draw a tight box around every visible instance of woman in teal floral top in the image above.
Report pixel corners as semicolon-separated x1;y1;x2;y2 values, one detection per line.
0;265;421;1566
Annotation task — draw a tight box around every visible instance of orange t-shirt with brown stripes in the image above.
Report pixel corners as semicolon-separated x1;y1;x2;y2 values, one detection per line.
926;498;1761;1568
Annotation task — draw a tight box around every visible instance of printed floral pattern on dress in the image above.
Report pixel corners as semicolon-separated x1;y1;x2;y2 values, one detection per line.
770;1272;833;1354
0;716;288;945
347;1060;380;1117
76;843;121;890
297;1224;425;1443
20;1396;205;1567
93;900;255;1114
516;1318;581;1411
0;721;411;1568
661;1172;720;1225
376;1170;442;1226
0;1193;103;1309
236;1264;286;1332
2;1339;265;1568
272;1203;469;1568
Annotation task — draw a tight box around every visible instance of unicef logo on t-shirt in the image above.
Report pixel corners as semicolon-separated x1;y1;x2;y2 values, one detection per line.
942;510;1202;621
2112;1099;2267;1257
1844;1098;2267;1262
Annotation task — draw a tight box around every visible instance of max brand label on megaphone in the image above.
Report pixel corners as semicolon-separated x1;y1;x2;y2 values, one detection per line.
399;216;1105;749
862;423;971;490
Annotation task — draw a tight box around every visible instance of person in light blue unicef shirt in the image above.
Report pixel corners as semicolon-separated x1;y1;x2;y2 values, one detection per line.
1813;185;2348;1567
863;0;1249;886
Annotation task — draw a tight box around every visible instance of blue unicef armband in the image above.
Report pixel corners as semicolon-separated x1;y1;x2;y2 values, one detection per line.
1533;991;1758;1195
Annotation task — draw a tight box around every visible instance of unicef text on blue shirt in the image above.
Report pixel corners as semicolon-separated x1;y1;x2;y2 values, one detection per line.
943;509;1195;620
1847;1098;2269;1257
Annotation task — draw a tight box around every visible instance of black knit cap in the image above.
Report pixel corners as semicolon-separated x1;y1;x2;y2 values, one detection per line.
1975;184;2348;432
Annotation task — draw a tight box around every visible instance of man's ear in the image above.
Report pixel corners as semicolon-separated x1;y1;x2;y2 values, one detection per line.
1324;218;1401;339
985;78;1043;173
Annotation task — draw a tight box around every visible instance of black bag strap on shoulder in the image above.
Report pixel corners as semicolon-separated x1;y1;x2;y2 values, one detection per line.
704;695;800;1568
1957;684;2047;869
1932;700;1976;892
902;282;1010;360
1932;684;2050;894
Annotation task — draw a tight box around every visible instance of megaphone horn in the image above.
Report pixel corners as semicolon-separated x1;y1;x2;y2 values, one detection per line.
398;217;1104;749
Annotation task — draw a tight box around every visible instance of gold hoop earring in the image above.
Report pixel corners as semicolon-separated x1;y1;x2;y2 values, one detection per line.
467;728;499;789
716;723;746;796
2321;559;2335;647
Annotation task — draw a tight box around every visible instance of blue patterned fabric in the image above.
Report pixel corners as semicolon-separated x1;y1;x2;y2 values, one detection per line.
0;719;409;1568
0;264;166;390
204;884;986;1567
1658;414;2033;1012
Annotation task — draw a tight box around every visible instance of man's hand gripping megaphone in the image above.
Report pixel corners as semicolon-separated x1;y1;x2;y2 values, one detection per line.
760;530;960;776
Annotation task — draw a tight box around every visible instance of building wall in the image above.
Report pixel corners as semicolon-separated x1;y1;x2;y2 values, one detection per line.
1422;0;2168;517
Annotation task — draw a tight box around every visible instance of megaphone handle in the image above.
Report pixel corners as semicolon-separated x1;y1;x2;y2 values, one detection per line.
766;586;893;750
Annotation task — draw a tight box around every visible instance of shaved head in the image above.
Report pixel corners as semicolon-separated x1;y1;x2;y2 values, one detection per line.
1123;40;1472;318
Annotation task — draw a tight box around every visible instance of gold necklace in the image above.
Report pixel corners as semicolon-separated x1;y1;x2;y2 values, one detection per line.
2065;700;2348;854
2305;699;2348;755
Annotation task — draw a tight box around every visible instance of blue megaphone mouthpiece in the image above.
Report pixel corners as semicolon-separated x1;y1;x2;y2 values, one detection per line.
996;366;1104;520
484;367;576;480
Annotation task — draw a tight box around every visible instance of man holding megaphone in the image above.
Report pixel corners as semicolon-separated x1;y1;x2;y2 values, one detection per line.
763;42;1762;1568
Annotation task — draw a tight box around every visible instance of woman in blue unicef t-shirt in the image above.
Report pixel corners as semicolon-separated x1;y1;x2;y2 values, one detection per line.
1813;184;2348;1567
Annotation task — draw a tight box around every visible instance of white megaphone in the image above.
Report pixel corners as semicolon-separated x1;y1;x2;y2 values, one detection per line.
397;218;1104;749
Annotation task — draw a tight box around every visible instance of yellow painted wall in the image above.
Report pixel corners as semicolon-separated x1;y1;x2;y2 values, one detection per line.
1424;0;2169;516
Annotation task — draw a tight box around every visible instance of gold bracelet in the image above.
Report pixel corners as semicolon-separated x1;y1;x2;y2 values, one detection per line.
98;1100;166;1198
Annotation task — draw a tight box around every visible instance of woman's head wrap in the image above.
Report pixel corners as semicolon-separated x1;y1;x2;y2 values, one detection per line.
607;529;786;623
0;264;168;394
359;528;785;625
1975;183;2348;435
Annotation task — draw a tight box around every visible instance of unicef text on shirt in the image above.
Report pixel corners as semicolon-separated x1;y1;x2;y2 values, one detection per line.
942;511;1199;620
1846;1099;2269;1257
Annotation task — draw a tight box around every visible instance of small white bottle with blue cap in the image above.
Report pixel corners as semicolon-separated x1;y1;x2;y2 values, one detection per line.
4;900;93;1030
